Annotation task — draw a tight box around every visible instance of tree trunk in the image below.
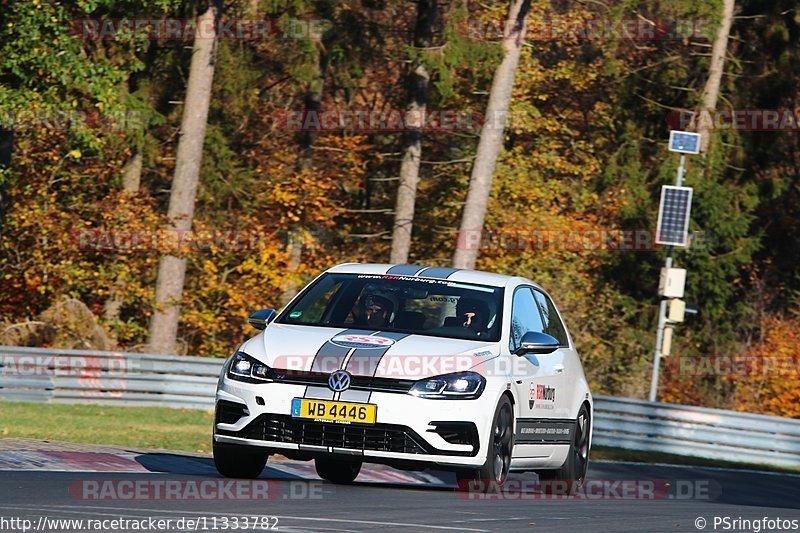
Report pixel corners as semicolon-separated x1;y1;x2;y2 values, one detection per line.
389;0;437;264
149;3;219;354
297;27;332;170
0;131;12;227
698;0;735;153
451;0;530;270
278;229;304;307
121;151;143;192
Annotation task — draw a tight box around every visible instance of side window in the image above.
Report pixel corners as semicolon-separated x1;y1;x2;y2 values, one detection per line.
509;288;545;352
533;290;569;346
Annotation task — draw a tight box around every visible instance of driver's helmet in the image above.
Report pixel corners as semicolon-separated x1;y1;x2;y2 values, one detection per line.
360;289;398;322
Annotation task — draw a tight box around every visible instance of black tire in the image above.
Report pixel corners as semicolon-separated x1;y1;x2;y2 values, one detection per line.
456;395;514;493
213;442;268;479
314;457;362;484
538;403;591;496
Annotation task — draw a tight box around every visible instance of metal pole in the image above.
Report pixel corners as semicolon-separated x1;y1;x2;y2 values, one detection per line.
649;299;667;402
649;154;686;402
676;154;686;187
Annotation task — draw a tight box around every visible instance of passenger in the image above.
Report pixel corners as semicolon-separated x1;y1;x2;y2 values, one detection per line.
456;297;490;337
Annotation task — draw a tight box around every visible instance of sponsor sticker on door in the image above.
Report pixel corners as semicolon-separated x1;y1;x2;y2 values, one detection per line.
529;383;556;409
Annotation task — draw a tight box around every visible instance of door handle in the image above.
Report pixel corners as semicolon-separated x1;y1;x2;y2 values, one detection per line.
554;364;565;373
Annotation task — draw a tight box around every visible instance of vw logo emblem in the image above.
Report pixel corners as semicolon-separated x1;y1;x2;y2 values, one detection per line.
328;370;351;392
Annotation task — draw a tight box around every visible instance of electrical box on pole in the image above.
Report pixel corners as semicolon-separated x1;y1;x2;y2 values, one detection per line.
659;268;686;298
650;130;701;402
661;326;674;356
667;299;686;322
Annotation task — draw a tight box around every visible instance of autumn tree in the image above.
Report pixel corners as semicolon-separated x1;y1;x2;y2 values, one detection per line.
698;0;736;154
389;0;437;264
149;2;220;354
452;0;531;270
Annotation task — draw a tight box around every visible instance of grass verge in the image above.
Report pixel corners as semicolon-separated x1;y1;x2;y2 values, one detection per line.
1;401;797;474
0;401;214;454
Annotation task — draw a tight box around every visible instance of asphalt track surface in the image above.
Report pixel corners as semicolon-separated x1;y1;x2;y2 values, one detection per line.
1;440;799;532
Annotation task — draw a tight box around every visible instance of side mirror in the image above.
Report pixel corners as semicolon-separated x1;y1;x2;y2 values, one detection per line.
248;308;276;330
515;331;560;355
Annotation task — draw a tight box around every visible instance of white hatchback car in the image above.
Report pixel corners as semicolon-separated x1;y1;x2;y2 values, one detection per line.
213;263;592;492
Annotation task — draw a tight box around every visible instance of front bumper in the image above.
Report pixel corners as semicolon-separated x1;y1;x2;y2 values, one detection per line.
213;377;499;469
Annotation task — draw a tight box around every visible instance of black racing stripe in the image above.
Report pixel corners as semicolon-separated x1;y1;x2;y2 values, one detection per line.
304;329;371;399
363;331;412;403
416;266;461;279
386;264;427;276
344;331;411;377
309;342;350;373
308;328;373;372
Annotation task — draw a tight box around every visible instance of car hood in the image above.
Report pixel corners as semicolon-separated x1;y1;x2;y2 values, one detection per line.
239;323;499;380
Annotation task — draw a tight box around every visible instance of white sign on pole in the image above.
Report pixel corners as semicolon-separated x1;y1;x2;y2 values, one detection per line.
668;130;701;154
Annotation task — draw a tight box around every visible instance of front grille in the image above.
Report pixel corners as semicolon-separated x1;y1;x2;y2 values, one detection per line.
217;414;473;456
268;370;414;393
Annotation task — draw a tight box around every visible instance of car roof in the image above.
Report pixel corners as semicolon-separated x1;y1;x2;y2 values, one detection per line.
325;263;541;290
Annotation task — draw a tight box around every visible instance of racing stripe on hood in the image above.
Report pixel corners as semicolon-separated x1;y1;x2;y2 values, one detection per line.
343;331;410;377
386;264;427;276
308;328;377;372
416;266;460;279
337;331;410;402
304;328;372;400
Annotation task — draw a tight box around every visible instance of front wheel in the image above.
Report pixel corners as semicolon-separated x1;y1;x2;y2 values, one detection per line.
213;442;268;479
537;403;591;495
314;457;362;484
456;396;514;492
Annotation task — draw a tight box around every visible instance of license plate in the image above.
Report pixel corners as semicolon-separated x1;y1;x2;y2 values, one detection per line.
291;398;377;425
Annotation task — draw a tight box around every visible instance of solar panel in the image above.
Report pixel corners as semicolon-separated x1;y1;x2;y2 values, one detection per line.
656;186;693;246
668;130;701;154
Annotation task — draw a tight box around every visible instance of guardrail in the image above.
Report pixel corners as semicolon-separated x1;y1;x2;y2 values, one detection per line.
2;346;799;467
0;345;221;411
592;395;800;468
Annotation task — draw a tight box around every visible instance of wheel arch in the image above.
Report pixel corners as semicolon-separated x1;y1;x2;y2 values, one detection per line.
580;398;593;450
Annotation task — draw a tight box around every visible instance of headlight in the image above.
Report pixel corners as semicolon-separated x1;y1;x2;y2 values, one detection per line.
227;351;271;383
409;372;485;399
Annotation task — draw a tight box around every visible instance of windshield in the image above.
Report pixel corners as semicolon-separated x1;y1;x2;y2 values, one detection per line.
278;273;504;342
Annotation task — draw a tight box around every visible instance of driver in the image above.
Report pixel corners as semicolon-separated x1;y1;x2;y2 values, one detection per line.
456;297;490;337
359;292;396;328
